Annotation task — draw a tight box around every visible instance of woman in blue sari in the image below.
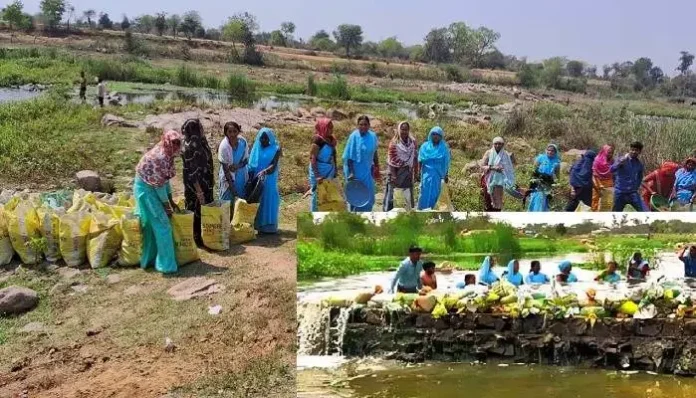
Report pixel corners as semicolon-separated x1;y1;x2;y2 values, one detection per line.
417;126;451;210
478;256;499;286
309;118;338;211
249;128;282;234
503;259;524;286
527;144;562;212
673;157;696;207
218;122;249;208
343;116;380;212
556;260;578;283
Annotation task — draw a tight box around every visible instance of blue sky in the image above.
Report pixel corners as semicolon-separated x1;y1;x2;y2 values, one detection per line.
22;0;695;73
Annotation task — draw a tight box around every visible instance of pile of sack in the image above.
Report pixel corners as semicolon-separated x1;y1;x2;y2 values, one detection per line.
0;190;262;269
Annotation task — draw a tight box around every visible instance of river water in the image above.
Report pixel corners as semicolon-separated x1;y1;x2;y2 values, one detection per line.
297;251;695;397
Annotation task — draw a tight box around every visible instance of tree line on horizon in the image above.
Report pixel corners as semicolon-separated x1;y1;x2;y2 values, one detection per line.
4;0;696;97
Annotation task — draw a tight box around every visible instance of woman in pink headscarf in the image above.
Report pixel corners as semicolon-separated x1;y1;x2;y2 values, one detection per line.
384;121;418;211
592;144;615;211
134;130;183;274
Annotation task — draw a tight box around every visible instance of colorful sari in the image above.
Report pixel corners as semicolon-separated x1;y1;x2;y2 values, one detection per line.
384;122;418;211
641;161;679;210
218;135;249;203
478;256;499;285
592;145;614;211
674;161;696;206
309;118;338;211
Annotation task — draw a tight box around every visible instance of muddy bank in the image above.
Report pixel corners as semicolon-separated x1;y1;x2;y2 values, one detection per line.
337;307;696;375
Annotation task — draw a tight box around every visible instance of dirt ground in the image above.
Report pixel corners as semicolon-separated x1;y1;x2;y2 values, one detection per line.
0;175;300;398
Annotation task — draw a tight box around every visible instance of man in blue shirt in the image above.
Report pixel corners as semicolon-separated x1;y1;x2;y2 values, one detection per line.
389;246;424;294
611;141;647;212
680;245;696;278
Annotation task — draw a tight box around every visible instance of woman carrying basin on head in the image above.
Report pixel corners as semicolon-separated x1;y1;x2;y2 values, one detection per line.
134;130;182;274
343;116;380;212
218;121;249;214
417;126;451;211
526;143;561;212
383;121;418;212
249;127;282;234
672;157;696;209
182;119;215;247
309;118;338;212
480;137;516;212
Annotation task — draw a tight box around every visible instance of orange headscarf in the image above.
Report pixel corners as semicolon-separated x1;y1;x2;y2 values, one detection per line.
314;118;336;146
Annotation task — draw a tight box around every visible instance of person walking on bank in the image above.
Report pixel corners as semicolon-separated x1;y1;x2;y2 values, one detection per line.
182;119;215;246
591;144;615;211
383;121;418;211
566;150;596;211
389;246;424;294
134;130;182;274
611;141;647;212
79;71;87;103
343;116;380;212
97;78;107;108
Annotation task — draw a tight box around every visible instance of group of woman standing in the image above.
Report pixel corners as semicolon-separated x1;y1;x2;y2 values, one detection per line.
309;116;452;213
133;119;282;274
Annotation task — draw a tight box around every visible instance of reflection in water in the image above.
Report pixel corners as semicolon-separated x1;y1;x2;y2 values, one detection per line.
298;362;696;398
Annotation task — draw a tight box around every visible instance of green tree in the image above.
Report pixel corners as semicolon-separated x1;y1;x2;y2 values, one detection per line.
180;10;202;40
280;21;295;42
482;49;506;69
447;22;472;63
333;24;363;57
65;4;74;31
98;13;112;29
154;12;166;36
134;15;154;34
2;1;24;33
584;65;598;78
407;44;424;62
40;0;66;30
602;65;612;79
649;66;664;84
311;37;335;51
205;28;220;41
518;63;541;87
469;26;500;67
377;36;404;58
678;51;694;75
360;41;378;57
222;18;246;52
566;60;585;77
120;15;130;30
542;57;565;88
311;30;330;41
82;9;95;27
270;30;286;46
229;12;258;32
423;28;451;63
167;14;180;36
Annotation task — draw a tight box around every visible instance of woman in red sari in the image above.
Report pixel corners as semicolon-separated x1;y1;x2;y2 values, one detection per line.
641;161;680;210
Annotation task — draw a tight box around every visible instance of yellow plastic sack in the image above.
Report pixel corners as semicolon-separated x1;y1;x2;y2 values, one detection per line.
230;223;257;245
118;212;142;267
0;209;15;266
435;181;454;212
598;188;614;212
171;211;200;266
201;200;231;251
36;206;63;262
87;213;123;269
317;180;345;212
232;199;259;226
8;202;42;265
59;212;91;267
68;190;97;214
4;196;21;212
116;193;132;207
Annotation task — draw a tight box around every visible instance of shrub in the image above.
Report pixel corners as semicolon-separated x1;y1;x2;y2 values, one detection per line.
305;74;317;96
518;64;541;88
226;73;256;101
322;74;350;100
442;64;466;83
175;65;200;87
